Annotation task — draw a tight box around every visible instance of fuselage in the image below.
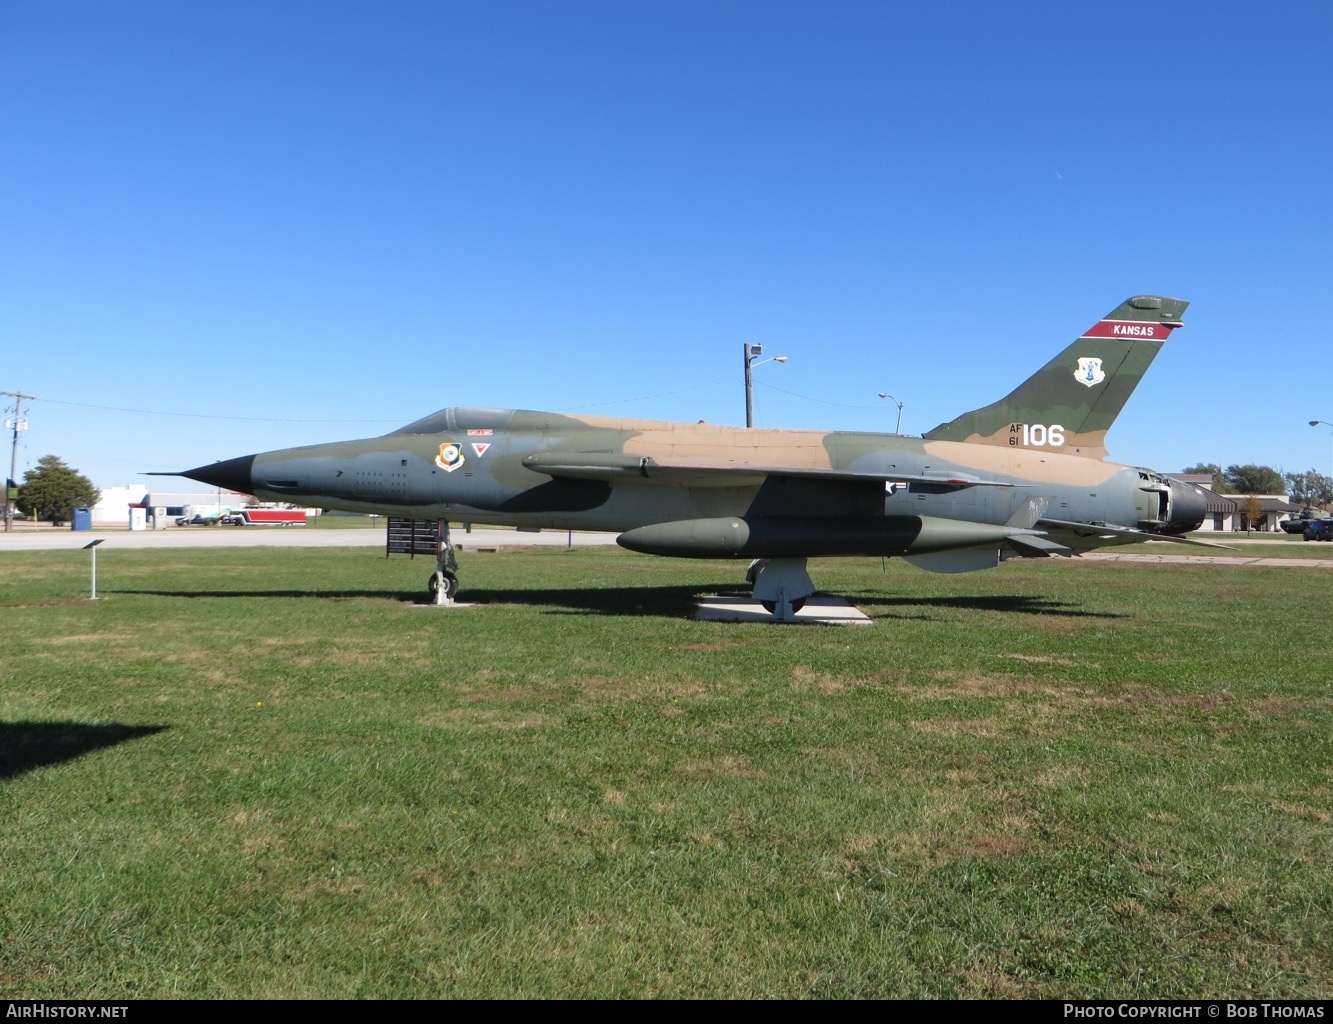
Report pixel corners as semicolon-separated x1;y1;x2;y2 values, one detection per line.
194;407;1205;553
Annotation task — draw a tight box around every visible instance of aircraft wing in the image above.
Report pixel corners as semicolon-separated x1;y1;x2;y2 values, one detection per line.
521;452;1018;490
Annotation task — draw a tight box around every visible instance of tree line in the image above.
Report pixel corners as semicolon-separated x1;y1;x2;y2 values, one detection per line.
1181;463;1333;505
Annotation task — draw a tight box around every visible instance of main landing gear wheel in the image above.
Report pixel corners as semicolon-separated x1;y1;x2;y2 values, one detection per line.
427;570;459;600
748;558;815;620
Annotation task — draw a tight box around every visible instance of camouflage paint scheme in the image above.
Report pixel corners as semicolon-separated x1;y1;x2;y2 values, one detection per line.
173;296;1210;602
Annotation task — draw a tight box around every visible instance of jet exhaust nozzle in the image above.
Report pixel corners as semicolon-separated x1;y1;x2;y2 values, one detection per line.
1162;478;1207;535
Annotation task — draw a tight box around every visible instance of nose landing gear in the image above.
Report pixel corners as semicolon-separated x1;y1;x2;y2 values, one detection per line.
427;568;459;602
427;523;460;605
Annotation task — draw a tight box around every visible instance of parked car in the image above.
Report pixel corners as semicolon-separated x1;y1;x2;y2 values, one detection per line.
175;514;220;526
1302;520;1333;542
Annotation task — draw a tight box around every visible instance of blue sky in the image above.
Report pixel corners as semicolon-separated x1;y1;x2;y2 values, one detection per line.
3;1;1332;492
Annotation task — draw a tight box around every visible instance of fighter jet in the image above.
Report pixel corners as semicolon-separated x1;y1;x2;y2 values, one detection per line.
165;295;1209;618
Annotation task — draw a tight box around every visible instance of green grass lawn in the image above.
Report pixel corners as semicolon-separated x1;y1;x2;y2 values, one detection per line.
1;546;1329;998
308;513;384;529
1197;537;1333;558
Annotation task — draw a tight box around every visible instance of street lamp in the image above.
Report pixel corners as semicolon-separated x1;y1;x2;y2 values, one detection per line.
878;392;904;435
743;344;788;428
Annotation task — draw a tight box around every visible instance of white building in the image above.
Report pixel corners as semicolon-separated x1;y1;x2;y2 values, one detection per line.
91;484;249;525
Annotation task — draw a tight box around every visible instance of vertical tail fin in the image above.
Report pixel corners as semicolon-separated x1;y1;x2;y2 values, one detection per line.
922;295;1188;458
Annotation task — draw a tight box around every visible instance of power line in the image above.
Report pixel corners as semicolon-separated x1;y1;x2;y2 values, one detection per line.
30;395;401;424
753;379;894;411
753;378;944;428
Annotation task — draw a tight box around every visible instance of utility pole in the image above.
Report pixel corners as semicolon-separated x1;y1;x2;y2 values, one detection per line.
3;390;33;533
743;344;757;428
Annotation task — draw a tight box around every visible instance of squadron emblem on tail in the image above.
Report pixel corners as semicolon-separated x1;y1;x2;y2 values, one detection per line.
1075;357;1105;387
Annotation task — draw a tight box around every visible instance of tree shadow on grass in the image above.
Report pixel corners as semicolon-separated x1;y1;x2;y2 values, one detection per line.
0;722;168;781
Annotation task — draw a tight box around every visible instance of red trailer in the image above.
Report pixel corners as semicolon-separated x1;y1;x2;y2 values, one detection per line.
222;509;307;526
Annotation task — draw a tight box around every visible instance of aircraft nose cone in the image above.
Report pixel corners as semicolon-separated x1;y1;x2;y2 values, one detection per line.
181;454;256;494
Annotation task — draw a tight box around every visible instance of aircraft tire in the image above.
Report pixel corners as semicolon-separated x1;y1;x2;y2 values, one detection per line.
760;598;806;615
427;571;460;599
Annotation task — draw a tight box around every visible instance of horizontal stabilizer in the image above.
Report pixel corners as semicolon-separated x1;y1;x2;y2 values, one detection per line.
1038;518;1235;551
1005;534;1073;558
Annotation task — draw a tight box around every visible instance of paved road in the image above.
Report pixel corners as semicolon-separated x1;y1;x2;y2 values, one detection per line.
0;525;620;552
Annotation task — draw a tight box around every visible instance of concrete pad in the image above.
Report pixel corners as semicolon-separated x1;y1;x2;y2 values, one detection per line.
694;595;872;625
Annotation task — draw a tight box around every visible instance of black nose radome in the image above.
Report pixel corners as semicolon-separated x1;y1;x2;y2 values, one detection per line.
178;454;256;494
